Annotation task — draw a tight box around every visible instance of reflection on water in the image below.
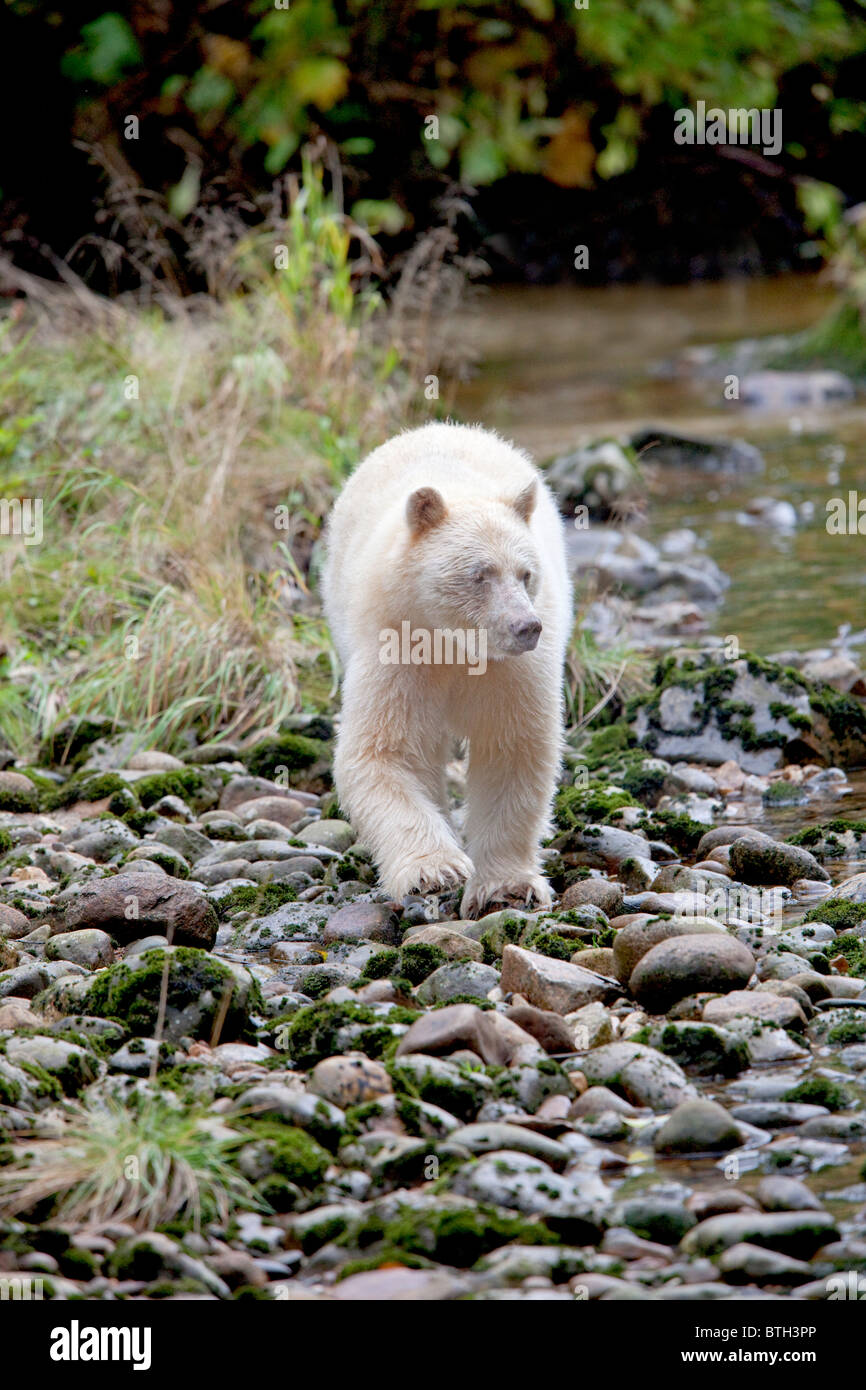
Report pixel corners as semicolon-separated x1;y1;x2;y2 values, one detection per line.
456;273;866;655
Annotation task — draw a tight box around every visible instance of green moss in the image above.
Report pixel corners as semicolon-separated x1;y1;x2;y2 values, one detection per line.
342;1202;556;1268
647;1023;748;1077
214;881;298;920
399;942;446;985
782;1075;851;1110
133;769;207;808
0;779;38;812
519;927;577;961
827;1015;866;1045
246;734;329;779
361;948;400;980
639;809;706;855
285;999;419;1069
86;947;259;1040
0;829;14;855
554;781;638;831
0;1070;22;1104
44;770;129;810
236;1119;329;1187
17;1059;63;1100
826;933;866;979
803;900;866;932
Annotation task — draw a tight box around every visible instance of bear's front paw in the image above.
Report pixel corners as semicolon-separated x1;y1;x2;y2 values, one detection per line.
461;871;553;919
385;847;475;900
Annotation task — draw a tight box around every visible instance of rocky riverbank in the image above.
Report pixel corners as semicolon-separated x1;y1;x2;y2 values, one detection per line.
1;700;866;1301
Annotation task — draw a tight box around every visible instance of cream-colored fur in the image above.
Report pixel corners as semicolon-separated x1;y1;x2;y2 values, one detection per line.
322;421;572;916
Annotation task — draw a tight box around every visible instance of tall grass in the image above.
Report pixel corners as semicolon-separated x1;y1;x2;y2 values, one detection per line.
0;162;418;759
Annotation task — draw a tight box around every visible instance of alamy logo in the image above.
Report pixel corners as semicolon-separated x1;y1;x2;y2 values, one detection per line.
0;1275;43;1299
826;491;866;534
49;1321;152;1370
827;1271;866;1300
674;101;782;158
379;622;487;675
0;496;43;546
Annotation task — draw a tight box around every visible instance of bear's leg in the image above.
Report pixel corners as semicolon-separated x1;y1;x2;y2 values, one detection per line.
460;700;560;917
335;676;473;899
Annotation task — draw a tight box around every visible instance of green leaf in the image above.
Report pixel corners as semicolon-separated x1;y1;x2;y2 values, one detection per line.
61;13;141;87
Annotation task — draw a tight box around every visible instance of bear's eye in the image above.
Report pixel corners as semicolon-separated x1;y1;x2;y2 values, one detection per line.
471;565;491;584
521;570;532;587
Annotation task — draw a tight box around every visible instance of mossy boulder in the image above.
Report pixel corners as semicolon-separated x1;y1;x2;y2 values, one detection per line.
85;946;260;1042
630;651;866;772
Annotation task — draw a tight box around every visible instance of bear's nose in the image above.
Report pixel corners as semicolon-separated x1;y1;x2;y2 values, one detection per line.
510;616;542;650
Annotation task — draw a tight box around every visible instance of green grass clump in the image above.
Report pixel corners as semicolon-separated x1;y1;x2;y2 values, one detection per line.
0;1098;265;1230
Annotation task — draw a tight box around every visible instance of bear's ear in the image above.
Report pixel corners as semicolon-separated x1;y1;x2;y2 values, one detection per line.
510;479;537;524
406;486;447;537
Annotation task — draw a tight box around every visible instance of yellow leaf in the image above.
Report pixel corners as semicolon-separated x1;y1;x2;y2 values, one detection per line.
542;107;596;188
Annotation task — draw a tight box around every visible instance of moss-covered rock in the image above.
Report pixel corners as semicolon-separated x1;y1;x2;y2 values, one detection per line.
629;651;866;772
86;947;260;1042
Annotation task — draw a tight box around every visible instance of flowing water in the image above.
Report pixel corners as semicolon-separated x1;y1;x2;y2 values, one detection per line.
456;272;866;832
456;273;866;655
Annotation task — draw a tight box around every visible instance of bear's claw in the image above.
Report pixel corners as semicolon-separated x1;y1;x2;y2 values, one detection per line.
461;872;553;919
385;848;475;900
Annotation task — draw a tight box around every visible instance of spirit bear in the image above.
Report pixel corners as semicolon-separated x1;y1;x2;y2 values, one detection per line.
322;421;572;916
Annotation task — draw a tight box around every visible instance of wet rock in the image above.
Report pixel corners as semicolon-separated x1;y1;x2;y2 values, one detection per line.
740;369;854;409
449;1123;570;1167
682;1211;839;1259
629;935;755;1013
718;1242;813;1285
654;1098;741;1154
500;945;622;1014
6;1034;98;1095
564;1000;616;1049
642;1020;749;1076
703;991;807;1030
756;1176;826;1212
452;1150;604;1237
579;1042;697;1110
628;428;764;475
612;915;727;985
55;870;218;949
729;832;828;887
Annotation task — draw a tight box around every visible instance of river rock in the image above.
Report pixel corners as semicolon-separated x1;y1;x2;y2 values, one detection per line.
559;879;624;916
500;945;622;1014
629;935;755;1013
44;928;114;970
55;869;218;949
579;1042;697;1110
681;1210;839;1258
309;1053;392;1108
612;915;727;985
728;832;827;887
394;1002;544;1067
703;991;807;1029
653;1099;742;1154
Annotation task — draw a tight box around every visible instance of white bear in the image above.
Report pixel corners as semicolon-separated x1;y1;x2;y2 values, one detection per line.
322;421;572;916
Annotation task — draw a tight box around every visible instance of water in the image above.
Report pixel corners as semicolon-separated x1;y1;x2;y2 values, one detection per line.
456;272;866;826
456;273;866;655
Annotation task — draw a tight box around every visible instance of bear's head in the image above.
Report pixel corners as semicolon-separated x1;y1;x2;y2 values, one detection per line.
400;481;543;658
